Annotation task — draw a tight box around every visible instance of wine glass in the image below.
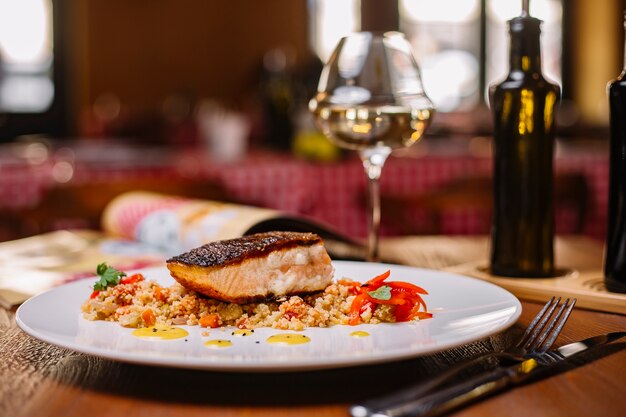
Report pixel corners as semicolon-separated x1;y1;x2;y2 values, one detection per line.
309;31;434;262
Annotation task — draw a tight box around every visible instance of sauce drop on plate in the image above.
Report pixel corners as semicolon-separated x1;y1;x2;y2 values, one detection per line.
350;331;370;338
204;339;233;348
132;325;188;340
232;329;254;337
266;333;311;345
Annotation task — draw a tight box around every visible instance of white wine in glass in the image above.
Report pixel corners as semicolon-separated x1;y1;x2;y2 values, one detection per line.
310;32;434;262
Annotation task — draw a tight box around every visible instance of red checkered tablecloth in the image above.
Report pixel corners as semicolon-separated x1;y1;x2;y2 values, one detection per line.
0;145;609;240
178;150;608;240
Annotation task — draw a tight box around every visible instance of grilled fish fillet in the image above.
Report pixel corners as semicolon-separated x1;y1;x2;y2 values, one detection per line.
166;232;334;303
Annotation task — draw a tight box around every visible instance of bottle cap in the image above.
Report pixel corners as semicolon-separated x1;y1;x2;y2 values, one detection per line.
508;15;541;35
511;0;541;34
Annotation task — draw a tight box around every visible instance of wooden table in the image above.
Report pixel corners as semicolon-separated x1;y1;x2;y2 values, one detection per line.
1;236;625;417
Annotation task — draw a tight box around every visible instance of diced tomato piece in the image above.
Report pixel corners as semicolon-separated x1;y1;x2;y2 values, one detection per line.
338;279;362;295
153;285;167;302
394;304;414;322
141;308;156;326
90;290;100;299
199;313;221;328
283;311;300;321
348;293;375;325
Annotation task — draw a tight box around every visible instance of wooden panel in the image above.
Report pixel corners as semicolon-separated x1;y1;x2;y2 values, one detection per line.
79;0;309;110
573;0;621;125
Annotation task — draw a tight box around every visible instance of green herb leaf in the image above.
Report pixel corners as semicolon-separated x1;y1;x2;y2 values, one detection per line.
93;263;126;291
368;285;392;301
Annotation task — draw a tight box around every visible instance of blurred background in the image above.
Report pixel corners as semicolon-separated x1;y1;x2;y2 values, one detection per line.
0;0;623;242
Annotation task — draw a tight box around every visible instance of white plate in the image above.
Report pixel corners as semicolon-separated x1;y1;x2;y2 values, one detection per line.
16;261;521;372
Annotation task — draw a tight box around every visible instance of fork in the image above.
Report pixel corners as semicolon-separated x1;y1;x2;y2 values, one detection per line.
503;296;577;357
360;330;626;417
350;297;577;417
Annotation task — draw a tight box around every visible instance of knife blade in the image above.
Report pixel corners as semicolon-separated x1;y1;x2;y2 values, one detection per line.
350;331;626;417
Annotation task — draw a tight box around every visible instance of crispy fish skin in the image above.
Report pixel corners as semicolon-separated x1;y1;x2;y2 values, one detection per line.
166;232;334;303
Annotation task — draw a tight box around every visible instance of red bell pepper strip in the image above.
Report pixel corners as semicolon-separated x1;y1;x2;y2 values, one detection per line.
388;281;428;295
120;273;144;285
361;270;391;289
368;294;410;306
346;270;431;325
390;289;427;310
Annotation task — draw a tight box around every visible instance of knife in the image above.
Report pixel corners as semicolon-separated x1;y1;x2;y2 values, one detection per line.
350;331;626;417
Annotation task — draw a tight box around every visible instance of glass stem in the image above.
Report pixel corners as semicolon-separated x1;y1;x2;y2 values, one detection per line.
359;147;391;262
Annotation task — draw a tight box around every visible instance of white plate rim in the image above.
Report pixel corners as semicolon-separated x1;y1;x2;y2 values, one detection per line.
16;260;522;372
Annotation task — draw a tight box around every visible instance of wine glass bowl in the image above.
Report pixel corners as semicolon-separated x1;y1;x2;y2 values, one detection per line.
310;31;434;261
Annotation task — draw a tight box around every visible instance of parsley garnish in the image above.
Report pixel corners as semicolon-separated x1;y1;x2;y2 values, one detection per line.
93;263;126;291
368;285;392;301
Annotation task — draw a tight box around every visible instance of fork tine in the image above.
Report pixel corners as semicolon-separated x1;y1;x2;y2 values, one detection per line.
533;298;571;350
518;297;560;350
515;296;556;349
535;298;577;354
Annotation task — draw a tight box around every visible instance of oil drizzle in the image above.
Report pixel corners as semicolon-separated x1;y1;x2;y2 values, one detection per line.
132;325;188;340
266;333;311;345
204;339;233;348
350;331;370;338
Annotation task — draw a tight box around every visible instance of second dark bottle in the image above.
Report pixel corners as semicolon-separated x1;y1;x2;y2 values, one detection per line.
489;13;560;277
604;13;626;294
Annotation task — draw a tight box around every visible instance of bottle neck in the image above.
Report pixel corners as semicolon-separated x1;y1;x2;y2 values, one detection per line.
508;17;542;75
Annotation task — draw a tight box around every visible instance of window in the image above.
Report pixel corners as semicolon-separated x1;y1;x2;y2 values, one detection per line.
309;0;563;113
309;0;361;64
399;0;481;112
0;0;54;112
0;0;65;141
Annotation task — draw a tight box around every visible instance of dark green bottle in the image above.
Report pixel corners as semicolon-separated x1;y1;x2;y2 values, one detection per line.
489;11;560;277
604;13;626;293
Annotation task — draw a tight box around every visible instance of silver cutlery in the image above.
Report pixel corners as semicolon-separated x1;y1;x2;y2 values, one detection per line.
351;297;576;417
351;331;626;417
